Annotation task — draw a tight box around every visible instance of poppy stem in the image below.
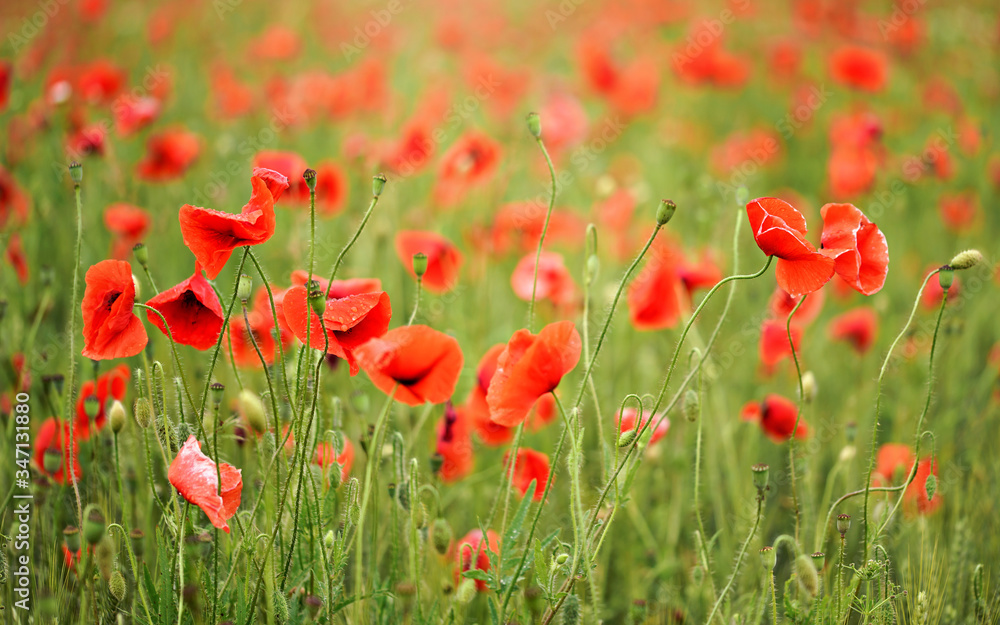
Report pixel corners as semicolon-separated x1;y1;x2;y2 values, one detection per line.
247;250;299;421
407;276;423;325
133;303;198;428
198;247;250;415
109;522;154;624
64;178;84;530
861;268;939;561
705;494;764;625
526;132;557;333
785;294;809;546
325;183;384;287
580;225;607;480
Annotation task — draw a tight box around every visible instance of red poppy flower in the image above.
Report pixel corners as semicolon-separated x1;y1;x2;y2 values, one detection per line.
5;232;28;284
168;436;243;532
616;407;670;447
0;61;10;112
436;402;474;482
487;321;581;427
281;285;391;375
455;529;500;592
250;25;302;61
828;146;878;198
492;203;587;255
136;129;200;182
314;437;354;485
354;325;464;406
252;151;308;201
313;161;348;216
227;305;280;369
179;171;287;279
873;443;940;515
382;118;436;175
511;251;576;309
819;203;888;296
759;319;803;374
145;267;224;350
746;197;835;297
938;192;978;232
465;345;513;446
628;242;684;330
679;252;723;298
526;393;558;431
34;417;82;484
537;92;588;157
829;307;877;353
289;270;382;299
434;131;502;207
74;364;130;440
113;96;161;136
81;260;148;360
66;122;106;158
829;45;888;92
77;59;125;104
740;394;808;442
104;203;151;260
395;231;464;294
768;286;825;325
503;448;550;501
0;165;30;228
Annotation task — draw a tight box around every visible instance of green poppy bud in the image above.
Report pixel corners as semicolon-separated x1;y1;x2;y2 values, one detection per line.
237;274;253;303
109;400;126;434
412;253;428;278
237;389;268;434
132;243;148;267
134;397;152;429
109;570;126;602
948;249;982;270
63;526;81;553
760;546;776;570
526;112;542;139
372;173;387;198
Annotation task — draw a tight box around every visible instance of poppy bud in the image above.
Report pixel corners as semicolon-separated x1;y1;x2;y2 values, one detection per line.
132;242;149;267
323;530;335;550
305;594;322;618
735;186;750;207
429;452;444;476
273;591;289;623
130;528;145;558
134;397;152;429
455;578;477;604
837;513;851;536
237;389;268;434
585;254;599;286
237;274;253;304
308;287;326;318
526;112;542;139
760;546;776;570
839;445;856;462
63;526;81;553
303;168;317;192
562;593;581;625
795;554;819;598
656;199;676;226
412;253;428;279
44;447;63;474
83;395;100;419
948;249;983;271
802;371;817;403
372;173;387;198
925;473;937;501
682;389;700;422
109;400;126;434
69;161;83;184
555;553;570;566
616;429;637;448
210;382;225;407
432;518;453;555
151;361;166;416
396;581;416;598
83;504;106;545
751;463;769;495
629;599;648;624
811;552;826;571
109;569;126;602
938;268;954;291
348;502;360;526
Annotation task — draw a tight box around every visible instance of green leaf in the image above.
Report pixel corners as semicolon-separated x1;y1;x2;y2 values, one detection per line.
504;479;536;546
462;569;490;582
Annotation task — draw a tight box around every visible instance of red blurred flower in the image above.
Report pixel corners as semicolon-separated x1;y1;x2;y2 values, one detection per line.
741;394;808;442
34;417;82;484
5;232;28;284
434;131;501;207
227;297;285;369
769;286;825;326
179;170;287;279
0;165;30;228
873;443;940;515
74;364;130;440
0;61;10;112
252;151;308;201
136;129;200;182
168;436;243;532
145;267;224;350
77;60;124;104
250;25;302;61
104;203;150;260
819;202;888;296
938;192;977;232
746;197;835;297
537;92;588;157
282;285;391;375
487;321;581;427
492;203;587;255
395;231;464;294
628;242;684;330
828;146;878;198
829;45;888;92
759;319;803;374
314;437;354;485
435;402;474;482
616;407;670;447
354;325;464;406
81;260;147;360
511;251;576;309
114;97;161;136
828;306;877;353
66;122;107;158
456;529;500;592
503;448;550;501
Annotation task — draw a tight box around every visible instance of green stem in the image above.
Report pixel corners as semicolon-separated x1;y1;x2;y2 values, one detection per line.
65;181;84;529
407;277;423;326
785;295;808;545
705;495;764;625
199;247;250;415
526;134;557;332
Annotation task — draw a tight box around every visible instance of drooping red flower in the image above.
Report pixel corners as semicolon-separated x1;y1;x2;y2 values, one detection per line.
503;448;550;501
829;307;878;353
136;129;200;182
829;45;888;92
740;394;808;442
759;319;803;374
34;417;82;484
436;402;474;482
314;437;354;485
281;284;391;375
0;165;30;228
74;364;130;440
179;171;287;279
354;325;463;406
628;241;685;330
5;232;28;284
455;529;501;592
81;260;148;360
168;436;243;532
464;344;513;445
616;407;670;448
433;130;502;207
510;251;576;309
487;321;581;427
145;267;225;350
104;203;150;260
395;231;464;294
746;197;835;297
819;203;888;296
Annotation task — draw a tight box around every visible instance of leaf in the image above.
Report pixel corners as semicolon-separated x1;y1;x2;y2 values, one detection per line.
462;569;491;582
504;479;535;546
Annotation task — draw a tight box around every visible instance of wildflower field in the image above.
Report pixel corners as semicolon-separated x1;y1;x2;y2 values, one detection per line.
1;0;999;623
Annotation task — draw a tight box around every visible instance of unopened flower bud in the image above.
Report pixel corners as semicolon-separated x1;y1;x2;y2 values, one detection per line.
555;553;570;566
836;513;851;536
83;504;106;545
109;570;126;602
237;274;253;303
682;388;700;422
617;429;638;448
735;186;750;207
948;249;983;270
924;473;937;501
760;546;776;570
795;554;819;598
303;168;317;192
585;254;599;286
562;593;581;625
134;397;152;429
802;371;817;403
133;243;148;267
372;173;387;198
305;594;322;618
412;253;428;278
455;578;477;604
237;390;268;434
432;518;453;555
838;445;856;463
526;112;542;139
69;161;83;184
109;400;126;434
64;526;81;553
655;199;676;226
751;463;769;494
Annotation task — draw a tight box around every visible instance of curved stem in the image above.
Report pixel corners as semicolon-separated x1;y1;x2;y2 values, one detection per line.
199;247;250;415
133;303;198;426
526;134;557;332
785;295;808;544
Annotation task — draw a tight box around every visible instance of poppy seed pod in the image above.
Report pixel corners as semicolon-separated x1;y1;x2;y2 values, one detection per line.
811;552;826;571
132;242;148;267
751;463;769;494
237;389;267;434
83;395;100;420
948;249;982;270
760;546;776;570
372;173;387;198
656;199;677;226
83;504;106;545
43;447;63;474
412;253;428;278
130;528;145;558
938;268;954;291
303;168;317;192
526;112;542;139
63;526;81;553
69;161;83;184
237;274;253;303
307;286;326;318
210;382;225;407
109;400;126;434
837;513;851;536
